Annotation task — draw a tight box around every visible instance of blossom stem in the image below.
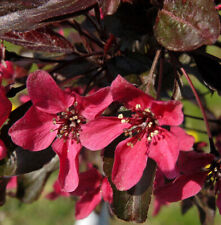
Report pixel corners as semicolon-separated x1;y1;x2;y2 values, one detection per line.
180;67;218;156
180;68;211;137
156;53;164;100
145;49;161;94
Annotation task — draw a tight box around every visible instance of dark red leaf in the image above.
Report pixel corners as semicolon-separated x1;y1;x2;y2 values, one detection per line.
0;28;74;53
100;0;121;16
16;155;58;203
103;138;156;223
154;0;220;51
0;0;97;34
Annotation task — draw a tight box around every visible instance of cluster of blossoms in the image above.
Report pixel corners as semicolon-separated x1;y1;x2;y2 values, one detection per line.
1;69;220;219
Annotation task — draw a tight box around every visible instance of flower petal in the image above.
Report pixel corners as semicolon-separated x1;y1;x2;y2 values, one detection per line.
78;87;113;120
176;151;214;175
149;129;180;179
0;139;7;160
52;138;81;192
80;117;130;150
111;75;153;110
151;100;183;126
112;136;148;191
154;172;207;202
75;190;102;220
0;90;12;127
27;70;74;114
73;167;102;196
9;106;57;151
170;127;194;151
101;177;113;203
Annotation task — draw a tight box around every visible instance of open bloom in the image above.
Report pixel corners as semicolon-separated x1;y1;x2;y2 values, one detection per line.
9;70;112;192
154;138;221;214
0;88;12;160
47;166;113;220
80;75;194;190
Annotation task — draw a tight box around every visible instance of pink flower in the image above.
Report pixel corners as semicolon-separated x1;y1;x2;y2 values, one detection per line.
72;166;113;220
46;166;113;220
153;150;221;212
0;88;12;160
9;70;112;192
80;75;194;190
152;169;169;216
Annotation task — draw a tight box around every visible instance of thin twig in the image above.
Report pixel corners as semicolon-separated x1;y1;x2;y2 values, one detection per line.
145;49;161;94
156;52;164;100
184;114;221;124
71;20;104;49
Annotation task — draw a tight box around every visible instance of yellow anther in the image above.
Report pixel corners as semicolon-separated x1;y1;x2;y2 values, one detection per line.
121;119;127;123
118;114;123;119
77;119;81;123
204;164;211;169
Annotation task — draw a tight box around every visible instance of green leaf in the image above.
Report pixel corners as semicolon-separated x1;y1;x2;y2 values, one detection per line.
154;0;220;51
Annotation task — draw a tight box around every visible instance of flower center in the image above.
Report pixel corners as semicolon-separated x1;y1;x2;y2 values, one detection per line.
205;159;221;192
52;102;86;142
118;104;160;147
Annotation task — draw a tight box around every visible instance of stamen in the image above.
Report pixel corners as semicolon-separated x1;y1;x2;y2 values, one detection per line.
136;104;141;110
144;108;151;113
52;104;86;141
127;142;134;148
121;119;127;123
118;114;123;119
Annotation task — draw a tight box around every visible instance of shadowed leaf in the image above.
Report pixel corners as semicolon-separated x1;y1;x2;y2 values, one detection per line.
181;197;194;214
192;53;221;93
194;190;216;225
16;155;59;203
154;0;220;51
0;177;10;206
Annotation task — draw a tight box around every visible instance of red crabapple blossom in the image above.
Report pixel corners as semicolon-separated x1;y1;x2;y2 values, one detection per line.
9;70;112;192
154;139;221;214
80;75;194;190
47;166;113;220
